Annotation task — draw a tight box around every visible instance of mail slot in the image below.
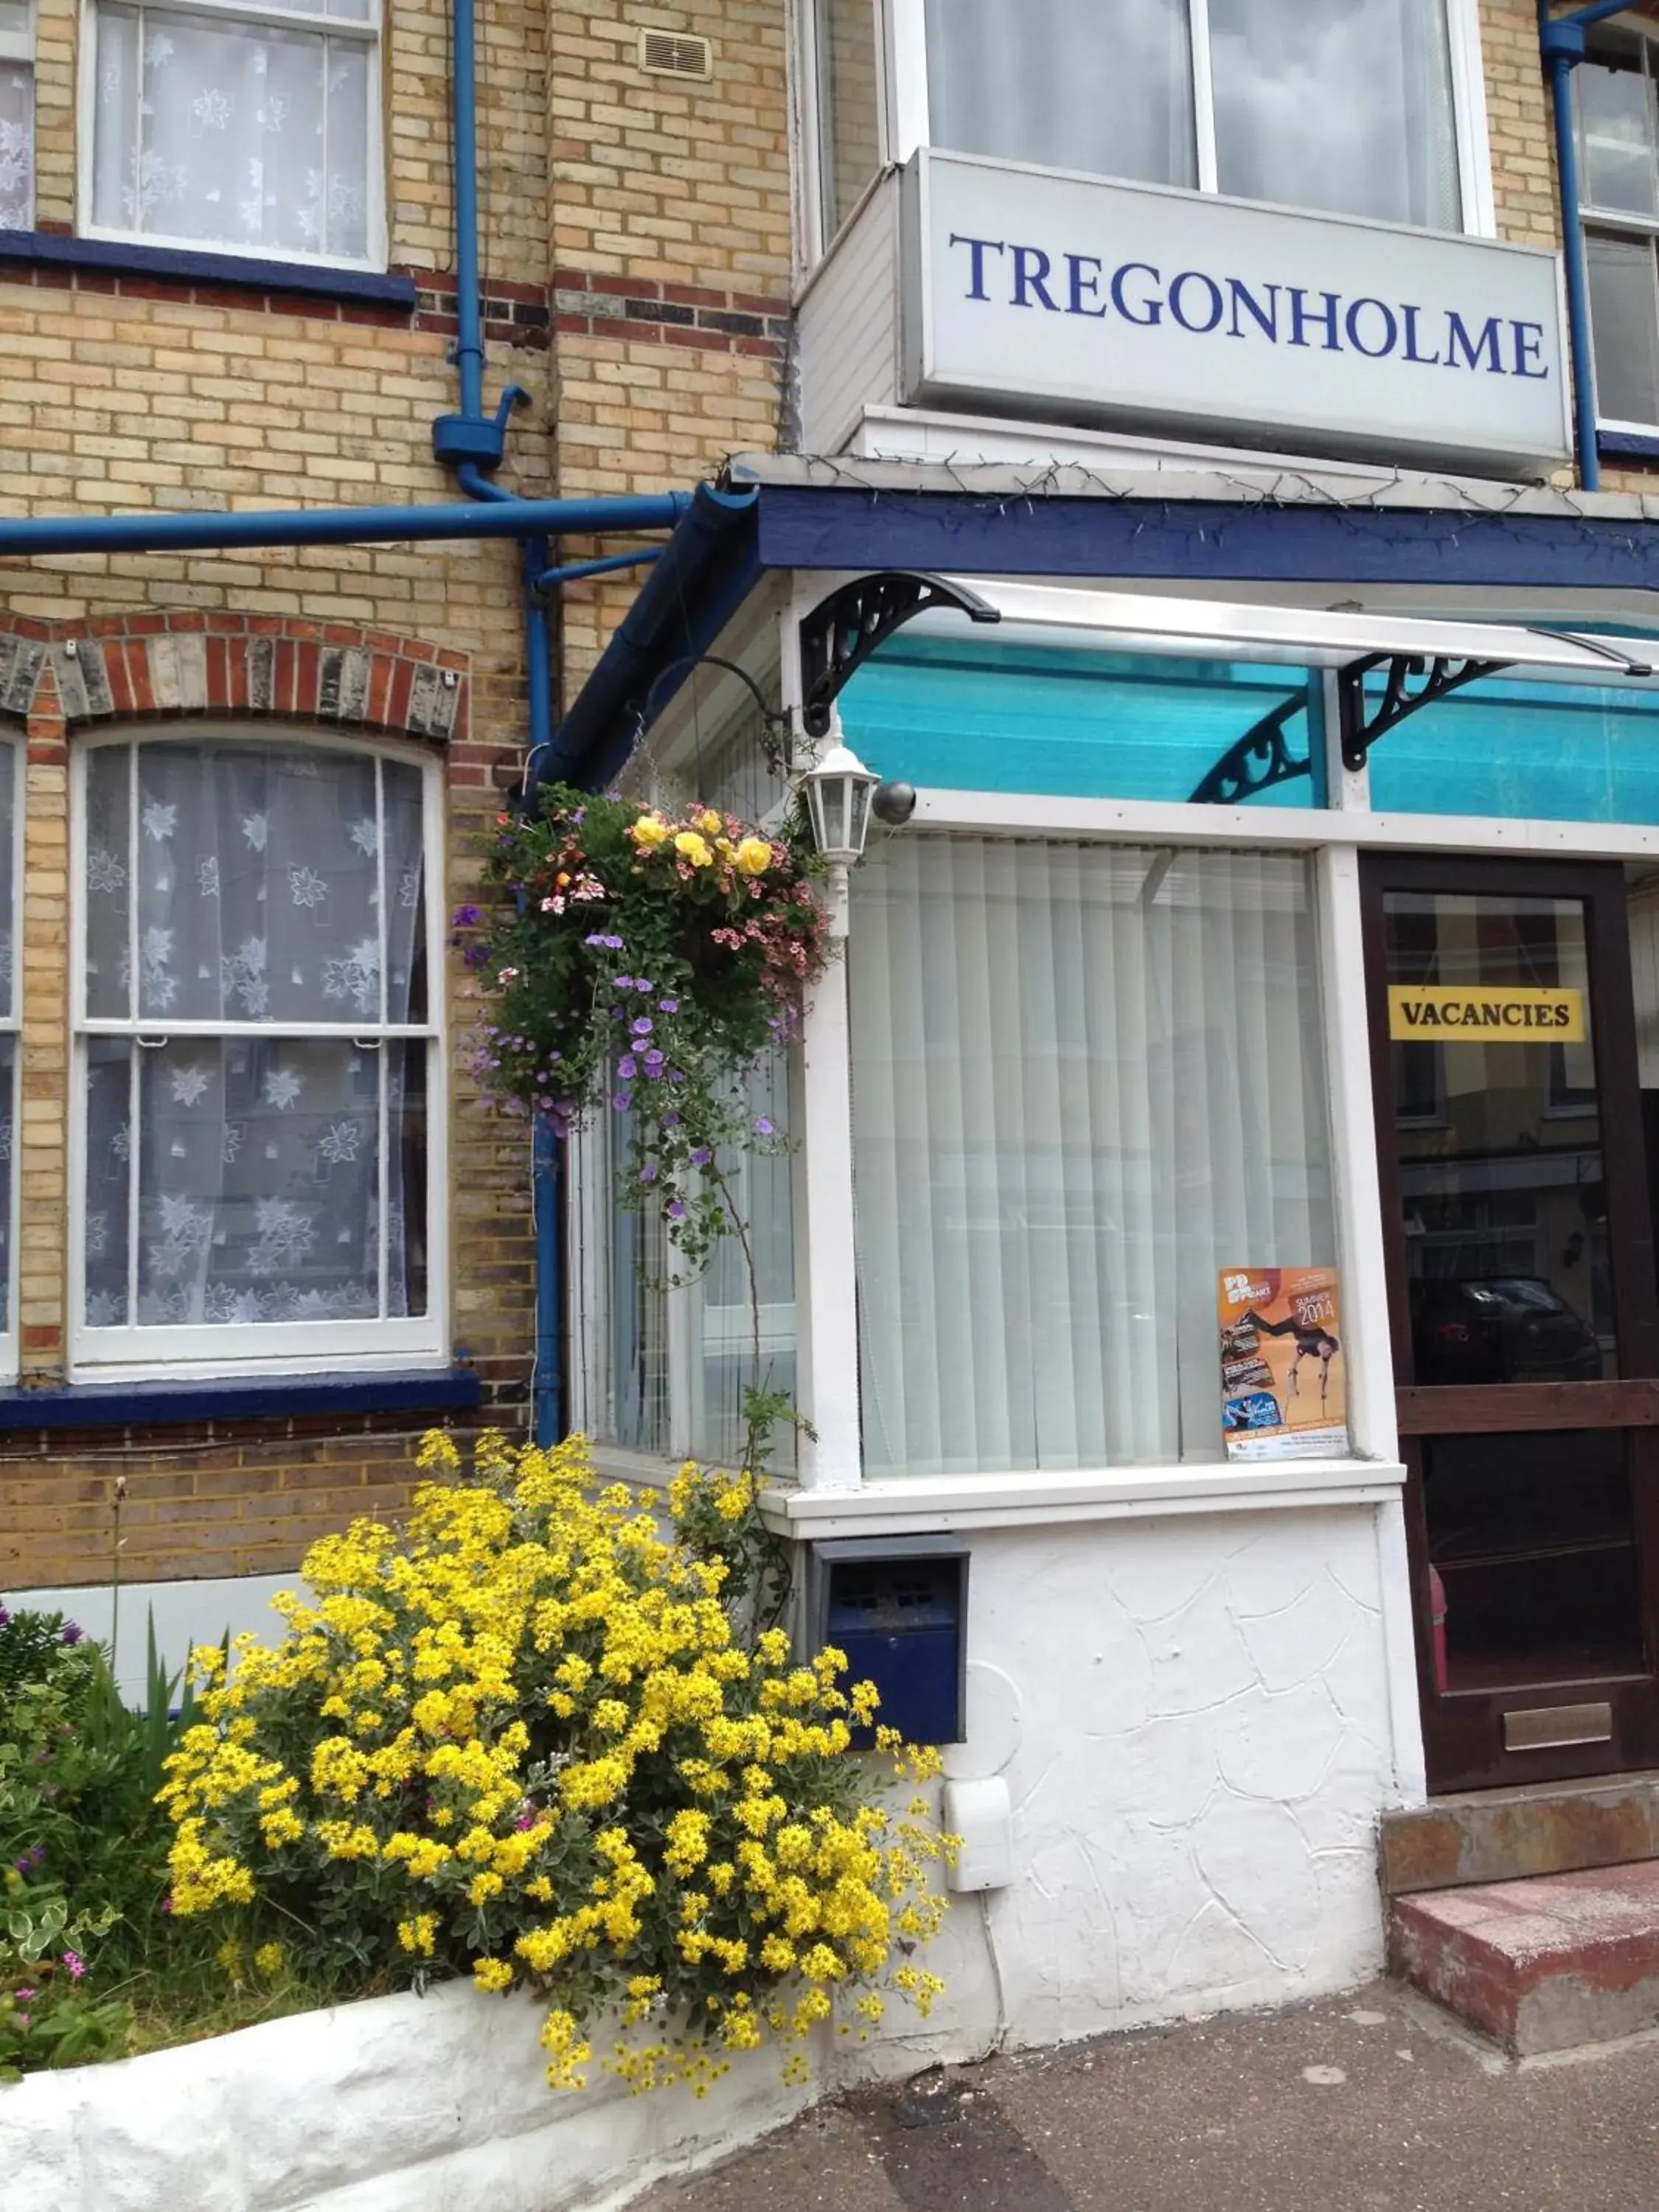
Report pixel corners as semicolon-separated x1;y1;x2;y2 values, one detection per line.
809;1537;968;1746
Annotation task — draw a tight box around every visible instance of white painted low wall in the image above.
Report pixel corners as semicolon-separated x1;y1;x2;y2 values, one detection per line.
0;1980;837;2212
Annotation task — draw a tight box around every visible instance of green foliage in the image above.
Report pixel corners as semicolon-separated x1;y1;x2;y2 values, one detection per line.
0;1601;227;2080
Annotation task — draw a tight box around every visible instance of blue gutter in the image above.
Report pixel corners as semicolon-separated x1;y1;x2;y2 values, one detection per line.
1540;1;1638;492
537;548;663;589
0;491;693;560
539;481;760;789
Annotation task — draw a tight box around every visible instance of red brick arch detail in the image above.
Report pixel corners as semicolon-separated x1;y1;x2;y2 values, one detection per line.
0;613;469;762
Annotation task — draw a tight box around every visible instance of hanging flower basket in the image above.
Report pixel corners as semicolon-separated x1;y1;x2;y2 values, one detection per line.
458;786;831;1261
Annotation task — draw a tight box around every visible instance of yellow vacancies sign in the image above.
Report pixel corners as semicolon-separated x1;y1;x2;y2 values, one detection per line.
1388;984;1585;1043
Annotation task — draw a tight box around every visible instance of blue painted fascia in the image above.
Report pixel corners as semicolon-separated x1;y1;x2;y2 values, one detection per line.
0;230;418;310
752;487;1659;594
1599;431;1659;461
540;482;760;789
0;1367;483;1431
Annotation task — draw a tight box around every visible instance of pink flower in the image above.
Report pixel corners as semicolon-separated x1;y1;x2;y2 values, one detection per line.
61;1951;86;1981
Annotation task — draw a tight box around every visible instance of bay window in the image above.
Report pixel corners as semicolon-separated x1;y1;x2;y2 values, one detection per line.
574;1054;799;1470
84;0;381;266
74;734;440;1371
849;839;1335;1478
0;735;17;1379
1578;29;1659;432
812;0;1478;254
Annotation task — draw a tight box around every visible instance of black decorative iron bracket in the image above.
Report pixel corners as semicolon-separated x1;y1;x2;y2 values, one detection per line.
1189;696;1312;806
799;572;1001;740
1336;652;1511;774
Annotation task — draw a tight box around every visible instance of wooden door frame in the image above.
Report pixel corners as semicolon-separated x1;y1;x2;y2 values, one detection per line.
1360;850;1659;1791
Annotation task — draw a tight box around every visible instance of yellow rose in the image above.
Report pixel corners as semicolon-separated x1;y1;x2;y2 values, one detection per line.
630;815;670;849
735;836;772;877
674;830;714;867
695;809;723;836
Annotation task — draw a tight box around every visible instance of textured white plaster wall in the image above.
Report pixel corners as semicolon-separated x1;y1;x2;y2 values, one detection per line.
895;1501;1404;2061
1;1980;826;2212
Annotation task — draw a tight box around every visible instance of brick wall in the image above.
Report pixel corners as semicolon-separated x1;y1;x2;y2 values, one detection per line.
0;0;796;1602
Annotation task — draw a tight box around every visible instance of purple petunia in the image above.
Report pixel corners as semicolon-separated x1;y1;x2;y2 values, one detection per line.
617;1054;637;1080
613;975;637;992
585;932;625;950
638;1162;658;1184
630;1017;654;1038
0;1603;8;1628
658;997;680;1014
634;978;653;994
753;1116;776;1138
611;1091;633;1113
451;905;481;929
60;1622;83;1646
690;1146;713;1168
667;1200;686;1221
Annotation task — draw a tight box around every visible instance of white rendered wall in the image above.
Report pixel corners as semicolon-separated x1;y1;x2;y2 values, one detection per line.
9;1574;292;1702
888;1502;1403;2059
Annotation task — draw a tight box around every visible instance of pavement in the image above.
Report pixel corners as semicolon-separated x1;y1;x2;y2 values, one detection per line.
629;1980;1659;2212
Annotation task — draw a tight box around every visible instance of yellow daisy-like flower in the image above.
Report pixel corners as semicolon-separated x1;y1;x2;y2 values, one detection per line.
253;1941;284;1977
735;835;772;876
473;1956;515;1994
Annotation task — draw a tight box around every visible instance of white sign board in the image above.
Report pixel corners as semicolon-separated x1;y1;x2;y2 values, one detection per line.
901;150;1571;476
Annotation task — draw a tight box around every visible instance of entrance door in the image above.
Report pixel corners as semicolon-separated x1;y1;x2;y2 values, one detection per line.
1362;854;1659;1792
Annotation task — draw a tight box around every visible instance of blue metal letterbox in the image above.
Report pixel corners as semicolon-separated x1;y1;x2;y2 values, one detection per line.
810;1537;968;1746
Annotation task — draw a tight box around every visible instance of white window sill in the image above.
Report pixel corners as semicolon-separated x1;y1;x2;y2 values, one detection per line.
758;1456;1405;1537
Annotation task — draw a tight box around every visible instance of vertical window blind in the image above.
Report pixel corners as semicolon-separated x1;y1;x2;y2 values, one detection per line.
849;839;1335;1476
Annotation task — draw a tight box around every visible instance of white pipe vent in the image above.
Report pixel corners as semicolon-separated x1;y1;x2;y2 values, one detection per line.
639;29;713;80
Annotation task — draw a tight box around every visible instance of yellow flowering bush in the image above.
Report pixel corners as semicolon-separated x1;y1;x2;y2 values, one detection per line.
159;1430;949;2094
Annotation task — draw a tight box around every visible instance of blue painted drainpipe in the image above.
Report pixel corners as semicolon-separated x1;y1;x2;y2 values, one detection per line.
1540;0;1645;492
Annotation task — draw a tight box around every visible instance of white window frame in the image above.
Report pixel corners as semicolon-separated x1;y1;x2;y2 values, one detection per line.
68;725;446;1380
0;728;21;1383
1576;19;1659;436
75;0;387;272
0;0;35;234
803;0;1495;264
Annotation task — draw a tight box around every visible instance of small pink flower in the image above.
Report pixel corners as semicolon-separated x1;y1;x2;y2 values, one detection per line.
14;1987;35;2003
61;1951;86;1981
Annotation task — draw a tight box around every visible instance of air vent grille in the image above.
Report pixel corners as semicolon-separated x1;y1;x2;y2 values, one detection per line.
639;29;712;80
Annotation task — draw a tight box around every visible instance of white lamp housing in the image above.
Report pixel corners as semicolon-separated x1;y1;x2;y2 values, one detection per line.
801;741;878;867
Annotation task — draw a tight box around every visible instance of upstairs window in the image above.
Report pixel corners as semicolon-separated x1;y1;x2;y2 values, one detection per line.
0;0;31;231
85;0;381;265
1578;30;1659;431
812;0;1477;255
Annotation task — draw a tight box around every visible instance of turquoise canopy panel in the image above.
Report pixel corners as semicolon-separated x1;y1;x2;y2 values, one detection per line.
1366;672;1659;823
835;636;1325;807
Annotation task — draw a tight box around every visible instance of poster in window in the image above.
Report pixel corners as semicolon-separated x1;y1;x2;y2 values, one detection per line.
1217;1267;1347;1461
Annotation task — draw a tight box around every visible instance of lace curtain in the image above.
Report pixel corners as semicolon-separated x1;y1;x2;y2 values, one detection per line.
91;0;373;260
80;740;429;1334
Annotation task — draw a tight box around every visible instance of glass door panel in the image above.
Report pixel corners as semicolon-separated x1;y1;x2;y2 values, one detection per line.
1385;891;1613;1386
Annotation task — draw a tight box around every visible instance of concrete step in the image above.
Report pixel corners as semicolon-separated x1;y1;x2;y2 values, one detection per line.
1389;1860;1659;2055
1379;1770;1659;1896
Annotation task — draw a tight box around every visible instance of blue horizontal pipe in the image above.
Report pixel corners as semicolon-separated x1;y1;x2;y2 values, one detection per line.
535;548;663;590
0;491;695;560
1561;0;1636;25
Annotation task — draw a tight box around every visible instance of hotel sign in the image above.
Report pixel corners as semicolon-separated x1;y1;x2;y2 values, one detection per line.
1388;985;1585;1042
900;150;1571;475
